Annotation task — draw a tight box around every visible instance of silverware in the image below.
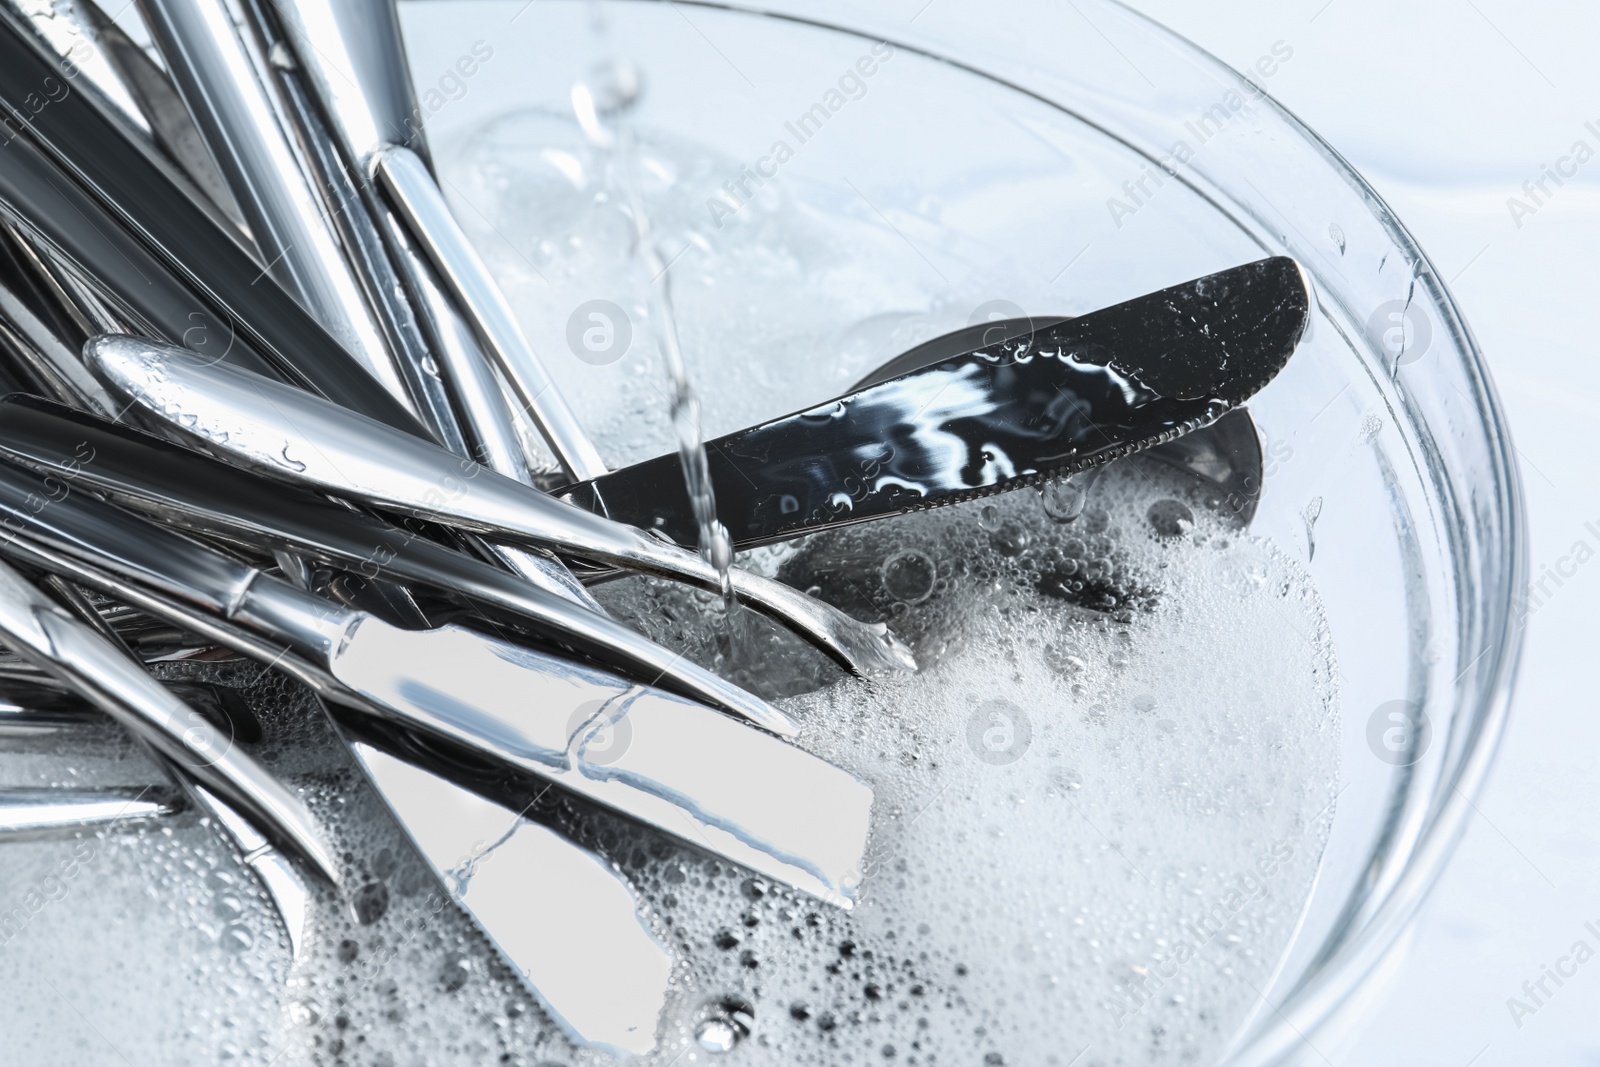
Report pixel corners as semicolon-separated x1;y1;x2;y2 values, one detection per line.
225;0;607;610
0;640;674;1050
0;395;780;724
86;334;918;678
0;555;340;884
0;458;876;906
852;313;1270;528
558;257;1310;549
375;145;608;483
6;0;249;233
349;743;673;1055
0;16;427;435
135;0;409;406
0;786;183;838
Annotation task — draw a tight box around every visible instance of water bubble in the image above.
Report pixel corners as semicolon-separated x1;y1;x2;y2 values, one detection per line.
1080;508;1110;534
988;521;1030;557
696;997;755;1053
439;953;473;992
1043;645;1086;676
977;504;1002;532
882;550;937;604
371;847;398;880
1147;499;1195;538
352;882;390;925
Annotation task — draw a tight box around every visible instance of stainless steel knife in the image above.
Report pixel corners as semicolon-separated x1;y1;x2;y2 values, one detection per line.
557;257;1311;549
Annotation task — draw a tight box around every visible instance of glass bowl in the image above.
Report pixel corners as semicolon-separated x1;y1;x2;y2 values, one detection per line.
405;0;1524;1061
0;2;1522;1065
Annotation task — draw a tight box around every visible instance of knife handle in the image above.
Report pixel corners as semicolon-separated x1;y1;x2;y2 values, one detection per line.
0;456;352;661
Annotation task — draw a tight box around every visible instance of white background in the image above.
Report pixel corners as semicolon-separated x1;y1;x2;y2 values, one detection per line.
1107;2;1600;1062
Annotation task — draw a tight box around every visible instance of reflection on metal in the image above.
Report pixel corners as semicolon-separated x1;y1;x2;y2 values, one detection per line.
354;744;672;1056
375;145;609;483
0;395;762;723
0;555;340;885
0;454;876;904
0;786;182;839
137;0;408;404
563;258;1310;549
192;785;312;960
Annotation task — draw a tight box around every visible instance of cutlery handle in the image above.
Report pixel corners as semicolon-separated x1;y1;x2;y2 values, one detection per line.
0;396;788;727
0;555;339;882
0;12;429;436
0;456;352;661
374;145;609;482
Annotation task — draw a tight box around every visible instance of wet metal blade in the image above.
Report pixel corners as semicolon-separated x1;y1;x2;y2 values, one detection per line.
352;743;672;1056
561;258;1310;549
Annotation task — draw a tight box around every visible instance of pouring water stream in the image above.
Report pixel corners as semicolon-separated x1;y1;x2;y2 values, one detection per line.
572;13;740;627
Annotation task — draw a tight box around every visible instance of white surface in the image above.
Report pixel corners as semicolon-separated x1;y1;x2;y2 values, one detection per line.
1092;1;1600;1062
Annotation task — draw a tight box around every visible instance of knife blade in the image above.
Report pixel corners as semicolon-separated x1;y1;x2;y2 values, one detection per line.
350;744;672;1055
558;257;1310;549
0;459;874;906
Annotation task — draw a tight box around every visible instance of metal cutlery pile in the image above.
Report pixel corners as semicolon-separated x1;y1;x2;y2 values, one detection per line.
0;0;1310;1055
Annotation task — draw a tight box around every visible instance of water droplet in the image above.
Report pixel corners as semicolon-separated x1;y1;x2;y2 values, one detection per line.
1040;475;1090;523
353;882;389;925
882;550;937;604
213;894;243;920
220;923;253;952
1328;222;1346;254
989;521;1030;557
1304;496;1324;560
1043;644;1086;676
